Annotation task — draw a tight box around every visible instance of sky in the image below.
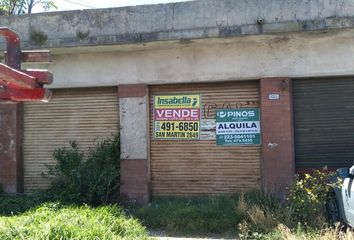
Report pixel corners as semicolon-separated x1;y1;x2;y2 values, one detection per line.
33;0;193;12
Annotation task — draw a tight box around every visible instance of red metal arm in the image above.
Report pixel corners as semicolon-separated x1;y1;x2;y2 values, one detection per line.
0;27;21;70
0;27;52;102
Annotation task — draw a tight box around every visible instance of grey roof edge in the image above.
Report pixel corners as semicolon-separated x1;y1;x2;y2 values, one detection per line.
0;0;353;50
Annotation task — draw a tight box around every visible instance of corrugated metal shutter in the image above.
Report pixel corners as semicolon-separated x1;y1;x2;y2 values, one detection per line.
149;81;261;196
293;78;354;169
23;87;119;192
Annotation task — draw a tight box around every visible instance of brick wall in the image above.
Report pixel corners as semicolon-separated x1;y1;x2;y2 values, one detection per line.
260;78;294;195
120;159;149;204
0;101;23;193
119;84;150;204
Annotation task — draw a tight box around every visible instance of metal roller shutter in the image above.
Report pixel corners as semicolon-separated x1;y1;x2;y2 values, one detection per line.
293;78;354;169
23;87;119;192
149;81;261;196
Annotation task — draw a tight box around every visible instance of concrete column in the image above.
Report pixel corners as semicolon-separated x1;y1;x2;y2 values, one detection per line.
119;84;150;204
0;101;23;193
260;78;294;195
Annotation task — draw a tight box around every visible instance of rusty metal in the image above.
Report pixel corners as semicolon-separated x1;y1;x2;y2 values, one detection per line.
0;27;21;70
5;50;52;64
21;50;51;63
0;88;51;102
0;27;52;102
0;63;40;89
149;82;261;196
23;88;119;192
22;70;53;85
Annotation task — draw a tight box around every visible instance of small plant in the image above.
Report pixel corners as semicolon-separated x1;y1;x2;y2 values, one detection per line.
237;192;295;239
44;135;120;205
76;30;90;40
286;168;339;226
29;28;48;46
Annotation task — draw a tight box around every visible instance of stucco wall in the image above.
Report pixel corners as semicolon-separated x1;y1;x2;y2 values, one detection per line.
0;0;352;88
47;29;354;88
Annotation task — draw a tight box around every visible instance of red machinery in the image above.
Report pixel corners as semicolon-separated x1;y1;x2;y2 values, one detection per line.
0;27;52;102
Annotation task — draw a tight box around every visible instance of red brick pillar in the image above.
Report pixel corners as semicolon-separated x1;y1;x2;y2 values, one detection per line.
0;101;23;193
118;84;150;204
260;78;294;194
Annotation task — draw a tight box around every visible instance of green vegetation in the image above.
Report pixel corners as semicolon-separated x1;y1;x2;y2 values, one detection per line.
0;0;56;15
133;196;241;237
132;192;293;238
234;169;345;239
0;194;42;216
286;168;339;226
0;190;351;240
0;136;146;240
0;203;151;240
76;30;90;40
29;28;48;46
133;169;346;239
44;135;120;205
0;137;345;239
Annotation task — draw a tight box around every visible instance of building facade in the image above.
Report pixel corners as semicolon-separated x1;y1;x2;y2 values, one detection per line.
0;0;354;203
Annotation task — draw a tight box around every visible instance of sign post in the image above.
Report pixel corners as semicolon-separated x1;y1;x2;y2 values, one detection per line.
216;108;261;145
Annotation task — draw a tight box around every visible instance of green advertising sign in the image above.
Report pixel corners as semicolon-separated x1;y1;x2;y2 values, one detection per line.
216;108;261;145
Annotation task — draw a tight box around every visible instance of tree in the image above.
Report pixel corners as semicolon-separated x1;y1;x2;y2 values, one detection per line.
0;0;56;15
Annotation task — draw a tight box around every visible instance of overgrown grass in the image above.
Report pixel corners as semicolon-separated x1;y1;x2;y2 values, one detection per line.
0;202;151;240
132;191;354;239
0;189;350;239
236;192;354;240
1;193;350;240
132;192;297;237
254;224;354;240
132;195;242;237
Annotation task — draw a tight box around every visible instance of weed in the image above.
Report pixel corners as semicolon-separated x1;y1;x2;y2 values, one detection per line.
29;28;48;46
76;30;90;40
258;223;354;240
237;193;291;239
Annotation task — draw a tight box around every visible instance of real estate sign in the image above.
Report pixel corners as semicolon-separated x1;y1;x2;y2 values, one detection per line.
154;94;200;140
216;108;261;145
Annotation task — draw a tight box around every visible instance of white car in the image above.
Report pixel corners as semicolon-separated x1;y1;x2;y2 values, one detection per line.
327;166;354;227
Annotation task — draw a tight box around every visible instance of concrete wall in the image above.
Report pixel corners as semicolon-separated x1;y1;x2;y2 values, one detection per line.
0;0;352;88
47;29;354;88
0;0;354;49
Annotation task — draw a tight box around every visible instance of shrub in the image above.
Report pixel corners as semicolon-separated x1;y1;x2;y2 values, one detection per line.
0;194;43;216
45;135;120;205
286;168;338;227
237;170;341;239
